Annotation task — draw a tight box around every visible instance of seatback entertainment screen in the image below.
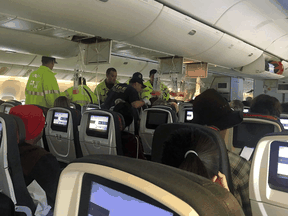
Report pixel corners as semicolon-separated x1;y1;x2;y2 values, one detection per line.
86;114;110;139
51;111;69;132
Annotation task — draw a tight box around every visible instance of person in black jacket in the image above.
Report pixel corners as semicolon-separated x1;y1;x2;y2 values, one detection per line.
10;105;61;208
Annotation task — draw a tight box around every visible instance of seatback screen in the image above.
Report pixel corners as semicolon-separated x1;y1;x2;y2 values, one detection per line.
280;118;288;130
79;174;177;216
51;111;69;132
86;114;110;139
243;108;249;113
184;110;193;122
269;141;288;192
233;123;274;148
146;111;168;130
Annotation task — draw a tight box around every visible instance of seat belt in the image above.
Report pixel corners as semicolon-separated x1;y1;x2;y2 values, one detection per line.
83;86;93;103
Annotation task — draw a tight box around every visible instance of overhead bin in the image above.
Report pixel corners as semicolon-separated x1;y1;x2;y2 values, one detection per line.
215;1;287;50
0;0;163;41
0;51;37;65
157;0;241;25
192;34;263;68
266;35;288;60
125;6;223;57
0;27;79;58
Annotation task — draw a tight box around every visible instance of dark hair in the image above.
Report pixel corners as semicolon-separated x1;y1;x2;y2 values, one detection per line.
106;67;117;76
54;96;70;108
113;102;133;128
250;94;282;117
78;77;86;85
229;100;244;112
162;128;219;179
41;56;55;65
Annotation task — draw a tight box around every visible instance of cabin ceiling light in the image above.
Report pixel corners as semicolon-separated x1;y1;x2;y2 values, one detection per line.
188;30;196;36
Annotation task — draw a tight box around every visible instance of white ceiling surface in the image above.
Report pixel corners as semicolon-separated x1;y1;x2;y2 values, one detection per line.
0;0;287;78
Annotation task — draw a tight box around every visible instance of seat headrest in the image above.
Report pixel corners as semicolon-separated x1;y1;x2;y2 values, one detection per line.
12;116;26;144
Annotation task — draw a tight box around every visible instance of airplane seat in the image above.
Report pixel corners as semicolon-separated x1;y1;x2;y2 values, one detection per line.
139;107;176;155
69;102;81;112
79;109;123;156
232;113;284;156
249;131;288;215
151;123;235;195
0;192;16;216
0;113;36;215
178;107;193;123
178;102;193;112
45;107;82;164
82;104;100;114
0;102;19;114
54;155;244;216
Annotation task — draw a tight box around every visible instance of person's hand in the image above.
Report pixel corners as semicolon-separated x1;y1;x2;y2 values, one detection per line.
143;98;151;106
131;100;145;108
216;171;230;192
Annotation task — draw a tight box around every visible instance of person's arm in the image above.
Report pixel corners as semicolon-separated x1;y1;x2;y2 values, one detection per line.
131;100;145;108
29;154;61;208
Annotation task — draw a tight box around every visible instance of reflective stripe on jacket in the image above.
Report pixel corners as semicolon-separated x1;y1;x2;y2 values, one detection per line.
25;66;61;108
65;85;97;106
141;80;170;101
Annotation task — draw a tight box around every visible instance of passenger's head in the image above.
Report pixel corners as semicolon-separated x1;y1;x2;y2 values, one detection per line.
78;77;86;85
250;94;281;117
106;67;117;84
9;105;45;144
229;100;244;112
54;96;70;108
162;127;220;180
41;56;57;70
149;69;157;83
129;72;147;93
113;102;133;130
192;89;243;131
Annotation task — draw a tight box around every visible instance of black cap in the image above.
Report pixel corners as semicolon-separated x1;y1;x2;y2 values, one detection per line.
149;69;157;77
130;72;146;88
42;56;58;64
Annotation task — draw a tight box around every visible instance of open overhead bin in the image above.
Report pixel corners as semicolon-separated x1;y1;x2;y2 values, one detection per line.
192;34;263;68
0;0;163;41
124;6;223;57
215;1;287;50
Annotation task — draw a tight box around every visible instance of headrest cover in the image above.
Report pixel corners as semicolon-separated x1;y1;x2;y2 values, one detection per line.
10;105;45;141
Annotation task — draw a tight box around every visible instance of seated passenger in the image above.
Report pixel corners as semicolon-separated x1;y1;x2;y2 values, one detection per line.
230;100;244;112
242;96;252;107
53;96;70;108
191;89;252;216
113;102;146;159
162;127;229;191
9;105;61;209
250;94;281;117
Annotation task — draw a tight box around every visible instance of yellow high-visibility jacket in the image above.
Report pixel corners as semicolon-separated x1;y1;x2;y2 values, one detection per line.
141;80;170;101
94;79;119;104
64;85;97;106
25;66;62;108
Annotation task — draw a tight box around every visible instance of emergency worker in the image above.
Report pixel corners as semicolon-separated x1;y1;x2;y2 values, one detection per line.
141;69;170;101
25;56;61;108
64;77;97;106
94;67;119;104
102;72;149;110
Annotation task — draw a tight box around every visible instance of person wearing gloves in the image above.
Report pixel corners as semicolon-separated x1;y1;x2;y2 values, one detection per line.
102;72;150;110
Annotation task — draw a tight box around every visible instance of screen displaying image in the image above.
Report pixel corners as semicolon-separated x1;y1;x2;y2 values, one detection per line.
185;111;193;121
243;108;249;113
89;115;109;132
53;112;68;126
280;118;288;130
4;106;11;114
88;182;173;216
277;146;288;180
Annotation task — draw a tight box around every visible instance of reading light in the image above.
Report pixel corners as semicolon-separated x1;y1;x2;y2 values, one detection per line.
188;30;196;36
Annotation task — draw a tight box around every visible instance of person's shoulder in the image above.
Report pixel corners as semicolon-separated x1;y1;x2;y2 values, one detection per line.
97;80;106;87
227;150;251;172
144;80;151;86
